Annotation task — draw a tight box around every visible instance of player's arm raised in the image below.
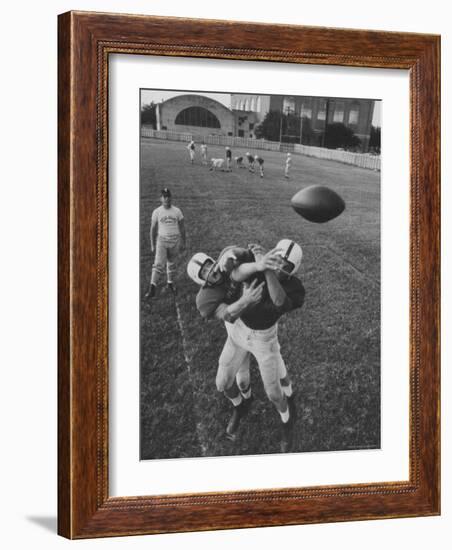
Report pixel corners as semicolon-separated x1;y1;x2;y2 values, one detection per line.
214;279;264;323
230;246;283;282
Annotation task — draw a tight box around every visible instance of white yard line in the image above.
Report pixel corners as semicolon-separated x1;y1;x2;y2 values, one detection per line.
173;294;208;456
174;298;192;374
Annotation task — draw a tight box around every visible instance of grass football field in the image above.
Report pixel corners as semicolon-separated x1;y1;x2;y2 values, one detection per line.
140;138;381;460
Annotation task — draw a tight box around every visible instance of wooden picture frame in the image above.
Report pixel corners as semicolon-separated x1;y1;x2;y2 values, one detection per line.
58;11;440;539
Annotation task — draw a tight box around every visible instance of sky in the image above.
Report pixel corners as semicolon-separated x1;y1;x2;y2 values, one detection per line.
140;89;381;127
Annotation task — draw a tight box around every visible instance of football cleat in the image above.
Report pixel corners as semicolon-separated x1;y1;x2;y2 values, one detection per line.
280;416;294;453
167;282;176;294
144;284;156;299
280;395;297;453
241;393;254;413
225;399;251;440
287;392;298;424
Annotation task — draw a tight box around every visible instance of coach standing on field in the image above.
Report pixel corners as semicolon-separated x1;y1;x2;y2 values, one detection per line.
145;188;186;299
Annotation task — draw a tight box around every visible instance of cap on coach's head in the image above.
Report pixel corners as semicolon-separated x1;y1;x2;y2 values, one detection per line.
161;187;172;197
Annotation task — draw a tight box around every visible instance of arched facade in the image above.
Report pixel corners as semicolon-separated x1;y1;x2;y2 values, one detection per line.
175;106;221;128
157;94;235;137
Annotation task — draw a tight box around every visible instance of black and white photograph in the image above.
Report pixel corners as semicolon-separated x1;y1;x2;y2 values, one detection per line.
139;89;381;460
2;0;446;545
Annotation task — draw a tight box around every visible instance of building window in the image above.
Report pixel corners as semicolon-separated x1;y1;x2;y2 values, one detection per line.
283;97;296;113
249;122;254;130
333;102;345;123
348;103;360;125
238;129;244;137
175;106;221;128
316;100;327;121
315;100;327;130
300;103;312;119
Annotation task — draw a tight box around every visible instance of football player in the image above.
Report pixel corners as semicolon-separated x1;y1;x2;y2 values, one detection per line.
254;155;265;178
200;142;208;165
285;152;292;179
209;158;225;171
226;240;305;451
246;152;255;172
225;146;232;171
235;156;245;168
188;242;305;451
187;246;282;439
186;140;196;164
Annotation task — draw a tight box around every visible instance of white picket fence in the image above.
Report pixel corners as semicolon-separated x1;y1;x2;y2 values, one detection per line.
141;127;281;151
141;127;381;171
294;144;381;171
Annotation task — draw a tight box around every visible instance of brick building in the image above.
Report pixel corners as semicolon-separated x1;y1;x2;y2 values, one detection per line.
268;95;375;151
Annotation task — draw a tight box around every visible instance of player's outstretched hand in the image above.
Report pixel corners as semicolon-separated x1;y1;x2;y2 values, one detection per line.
248;243;264;255
217;249;238;273
242;279;265;306
252;246;284;272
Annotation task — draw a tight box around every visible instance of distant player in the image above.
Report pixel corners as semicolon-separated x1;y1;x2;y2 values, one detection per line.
225;146;232;171
209;158;225;171
186;140;195;164
145;188;186;299
235;156;244;168
200;143;208;165
254;155;265;178
246;152;255;172
285;152;292;179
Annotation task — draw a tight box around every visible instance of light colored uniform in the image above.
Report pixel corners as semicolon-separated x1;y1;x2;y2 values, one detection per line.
196;247;254;392
200;144;208;164
216;275;305;405
255;156;264;177
150;205;184;285
210;158;225;171
218;319;287;401
187;141;195;163
285;155;292;178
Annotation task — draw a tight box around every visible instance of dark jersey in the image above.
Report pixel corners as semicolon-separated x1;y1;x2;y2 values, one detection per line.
246;154;254;163
240;275;305;330
226;149;232;159
256;157;264;165
196;280;241;319
195;247;253;319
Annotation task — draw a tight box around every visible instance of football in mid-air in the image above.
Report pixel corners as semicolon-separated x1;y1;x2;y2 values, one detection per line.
291;185;345;223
